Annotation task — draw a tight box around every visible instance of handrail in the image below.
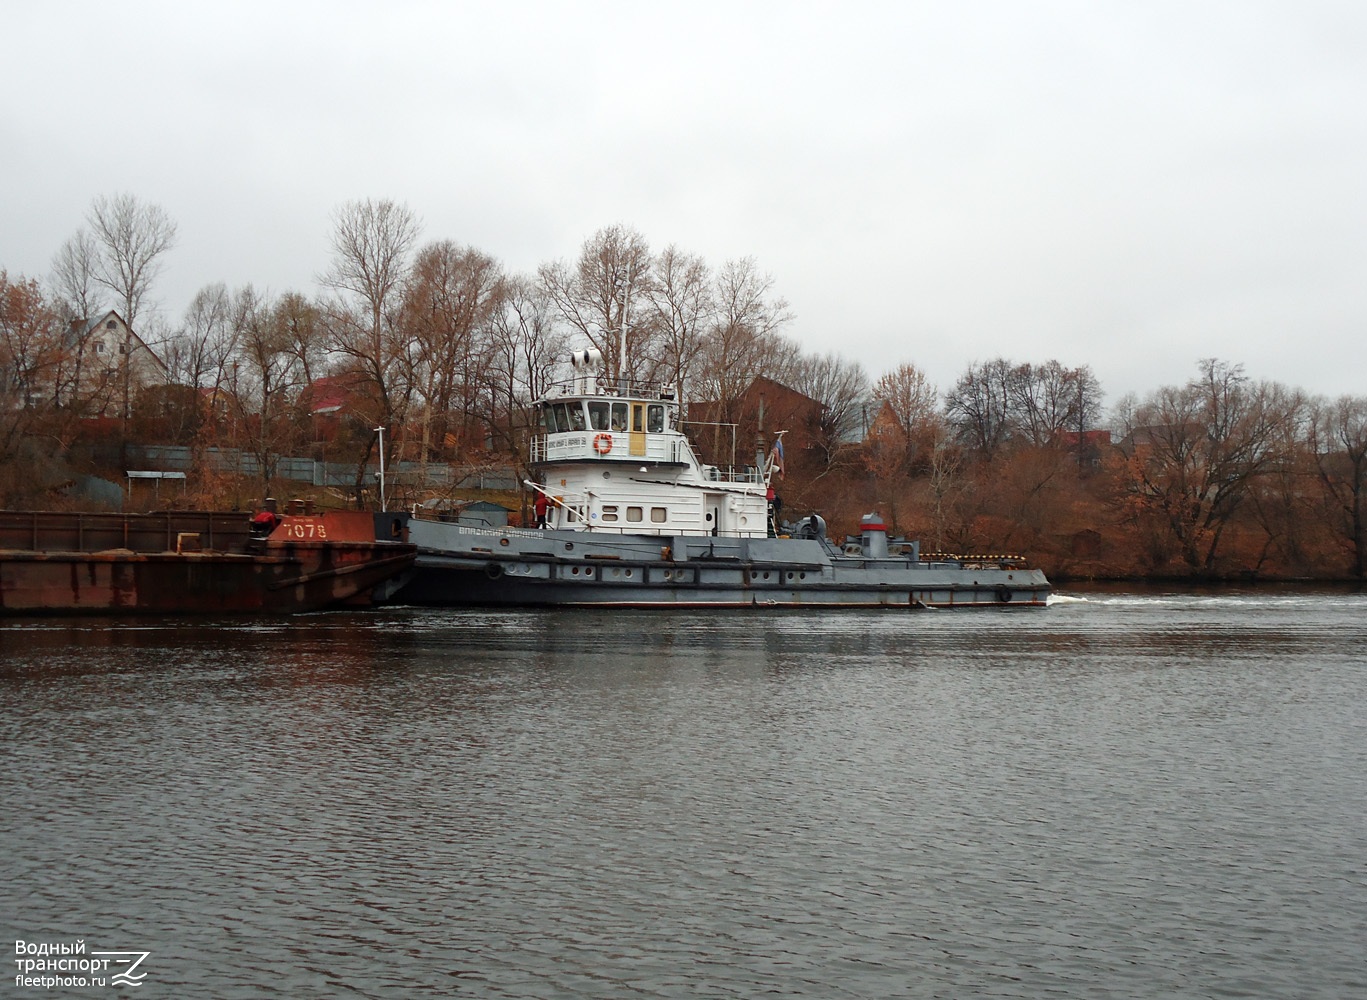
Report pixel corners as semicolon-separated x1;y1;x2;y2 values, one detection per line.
542;375;675;400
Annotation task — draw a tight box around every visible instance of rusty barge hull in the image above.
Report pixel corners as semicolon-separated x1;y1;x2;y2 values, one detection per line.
0;511;414;615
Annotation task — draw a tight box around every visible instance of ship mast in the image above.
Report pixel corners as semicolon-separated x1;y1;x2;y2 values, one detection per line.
617;268;633;387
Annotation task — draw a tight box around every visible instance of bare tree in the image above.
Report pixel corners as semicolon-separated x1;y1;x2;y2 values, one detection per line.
538;225;655;383
693;257;793;419
945;358;1014;458
321;198;422;431
224;287;315;498
46;230;108;410
487;275;569;461
1114;359;1301;572
50;229;104;323
155;284;237;449
1008;361;1103;446
923;419;968;552
1244;387;1314;572
495;277;567;402
649;245;712;400
167;284;235;389
790;351;870;468
1307;395;1367;577
82;194;178;426
274;292;325;392
86;194;178;329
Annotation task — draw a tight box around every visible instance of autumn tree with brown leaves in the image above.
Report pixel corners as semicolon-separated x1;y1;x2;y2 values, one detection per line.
0;273;71;502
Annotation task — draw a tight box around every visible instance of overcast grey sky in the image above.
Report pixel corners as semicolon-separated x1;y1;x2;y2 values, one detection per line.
5;0;1366;406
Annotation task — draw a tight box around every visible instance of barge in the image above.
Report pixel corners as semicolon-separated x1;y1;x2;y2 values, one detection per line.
0;509;415;615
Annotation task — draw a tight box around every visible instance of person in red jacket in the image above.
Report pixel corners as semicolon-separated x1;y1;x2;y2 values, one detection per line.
250;499;282;537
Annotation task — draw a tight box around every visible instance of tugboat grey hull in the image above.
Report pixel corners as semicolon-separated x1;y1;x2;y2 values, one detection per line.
392;354;1051;611
395;520;1049;609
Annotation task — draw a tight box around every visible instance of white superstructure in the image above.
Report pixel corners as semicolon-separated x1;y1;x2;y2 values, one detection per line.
530;351;773;539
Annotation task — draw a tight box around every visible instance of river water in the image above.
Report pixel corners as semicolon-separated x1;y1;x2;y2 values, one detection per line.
2;591;1365;998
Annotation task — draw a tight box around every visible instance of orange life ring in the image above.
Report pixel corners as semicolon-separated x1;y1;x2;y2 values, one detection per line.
593;432;613;455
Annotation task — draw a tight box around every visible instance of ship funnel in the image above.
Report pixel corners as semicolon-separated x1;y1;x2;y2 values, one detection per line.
860;513;889;559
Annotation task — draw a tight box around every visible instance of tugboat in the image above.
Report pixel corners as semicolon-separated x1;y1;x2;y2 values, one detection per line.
395;350;1050;609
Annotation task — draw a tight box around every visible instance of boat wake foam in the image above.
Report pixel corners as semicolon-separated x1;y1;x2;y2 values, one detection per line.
1046;593;1090;606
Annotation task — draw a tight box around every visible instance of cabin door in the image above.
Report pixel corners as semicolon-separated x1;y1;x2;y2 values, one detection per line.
629;403;647;457
705;493;723;536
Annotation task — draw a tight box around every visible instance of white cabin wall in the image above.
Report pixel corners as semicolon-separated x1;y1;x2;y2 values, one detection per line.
533;389;771;538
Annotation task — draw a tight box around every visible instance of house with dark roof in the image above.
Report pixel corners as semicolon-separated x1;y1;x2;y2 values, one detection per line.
686;375;824;475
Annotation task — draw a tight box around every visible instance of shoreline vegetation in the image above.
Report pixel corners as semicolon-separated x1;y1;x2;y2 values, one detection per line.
4;200;1364;585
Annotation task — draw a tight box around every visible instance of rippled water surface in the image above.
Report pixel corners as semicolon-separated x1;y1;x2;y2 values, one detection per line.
3;591;1366;998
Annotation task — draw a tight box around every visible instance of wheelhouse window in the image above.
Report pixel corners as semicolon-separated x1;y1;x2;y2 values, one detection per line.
568;403;586;431
632;405;644;433
647;404;664;433
588;401;610;430
610;402;628;431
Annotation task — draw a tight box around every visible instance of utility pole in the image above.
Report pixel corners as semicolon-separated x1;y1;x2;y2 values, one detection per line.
375;426;387;511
